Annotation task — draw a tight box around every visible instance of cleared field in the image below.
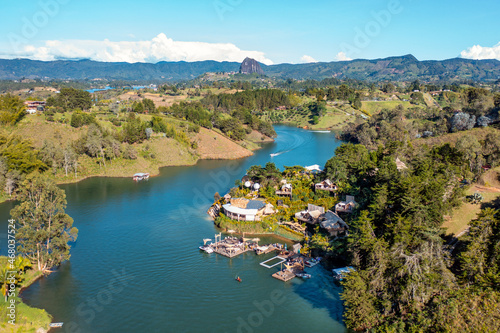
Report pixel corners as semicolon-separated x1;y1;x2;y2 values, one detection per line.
443;167;500;236
422;92;441;108
194;127;253;160
261;104;353;130
361;100;415;114
0;114;84;148
313;109;352;129
414;127;498;148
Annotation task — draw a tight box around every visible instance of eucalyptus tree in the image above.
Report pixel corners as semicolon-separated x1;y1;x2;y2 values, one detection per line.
11;174;78;272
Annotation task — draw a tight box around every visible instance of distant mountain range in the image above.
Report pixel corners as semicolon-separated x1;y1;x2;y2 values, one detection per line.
1;55;499;82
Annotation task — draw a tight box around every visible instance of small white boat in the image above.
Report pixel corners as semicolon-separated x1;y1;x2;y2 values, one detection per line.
133;173;150;181
296;272;312;279
49;323;64;328
199;246;214;254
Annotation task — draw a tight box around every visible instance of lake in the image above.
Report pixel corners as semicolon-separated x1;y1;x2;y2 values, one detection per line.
0;125;345;333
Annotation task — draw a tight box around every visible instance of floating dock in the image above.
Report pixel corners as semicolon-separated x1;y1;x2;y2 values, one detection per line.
212;246;252;258
255;244;280;255
200;234;313;282
272;270;296;282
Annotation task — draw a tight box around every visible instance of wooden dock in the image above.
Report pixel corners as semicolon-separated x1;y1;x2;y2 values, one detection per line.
272;270;295;282
213;246;251;258
255;245;280;255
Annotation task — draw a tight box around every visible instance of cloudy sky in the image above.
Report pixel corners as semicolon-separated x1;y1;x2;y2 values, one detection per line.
1;0;499;64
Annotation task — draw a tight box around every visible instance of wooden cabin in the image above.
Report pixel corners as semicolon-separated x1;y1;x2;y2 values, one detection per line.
276;183;293;197
319;211;348;237
335;195;357;214
295;204;325;224
315;179;337;193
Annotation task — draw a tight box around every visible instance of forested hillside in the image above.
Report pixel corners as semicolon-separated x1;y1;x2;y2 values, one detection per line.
1;55;499;82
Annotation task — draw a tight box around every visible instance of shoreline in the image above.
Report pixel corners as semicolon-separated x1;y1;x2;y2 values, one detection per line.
0;138;274;203
0;258;52;332
0;134;275;331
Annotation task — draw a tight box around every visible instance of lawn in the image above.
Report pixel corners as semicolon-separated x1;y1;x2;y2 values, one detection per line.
313;109;352;129
443;167;500;236
361;100;416;115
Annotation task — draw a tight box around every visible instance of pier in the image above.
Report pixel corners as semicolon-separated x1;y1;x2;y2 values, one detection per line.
255;244;282;255
272;270;295;282
200;233;314;282
210;234;254;258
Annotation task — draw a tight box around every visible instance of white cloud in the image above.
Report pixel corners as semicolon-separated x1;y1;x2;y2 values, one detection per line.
300;55;317;63
460;42;500;61
335;52;352;61
7;33;274;65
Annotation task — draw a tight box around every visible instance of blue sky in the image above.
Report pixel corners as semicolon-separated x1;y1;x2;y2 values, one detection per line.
0;0;499;64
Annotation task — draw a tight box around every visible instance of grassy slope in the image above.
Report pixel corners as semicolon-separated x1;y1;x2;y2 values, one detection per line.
413;127;499;148
0;112;262;188
0;300;52;333
0;257;51;332
361;100;417;114
194;127;253;160
261;104;353;130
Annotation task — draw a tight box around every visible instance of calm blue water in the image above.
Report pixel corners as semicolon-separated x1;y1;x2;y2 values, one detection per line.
0;126;345;333
86;86;113;93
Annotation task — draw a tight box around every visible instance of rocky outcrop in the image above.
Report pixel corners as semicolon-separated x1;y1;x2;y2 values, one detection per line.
239;57;265;75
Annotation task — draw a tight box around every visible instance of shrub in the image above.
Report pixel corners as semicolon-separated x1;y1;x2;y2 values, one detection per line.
70;111;96;128
122;145;137;160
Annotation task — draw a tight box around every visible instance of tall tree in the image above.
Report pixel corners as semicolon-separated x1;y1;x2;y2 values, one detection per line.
0;94;26;125
11;174;78;272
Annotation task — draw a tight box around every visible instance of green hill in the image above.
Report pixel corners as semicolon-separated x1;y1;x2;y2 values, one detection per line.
1;55;499;82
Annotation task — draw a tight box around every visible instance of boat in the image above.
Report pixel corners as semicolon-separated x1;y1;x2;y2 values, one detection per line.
332;266;355;280
304;258;319;267
236;276;242;282
296;272;312;279
133;173;150;181
49;323;64;328
199;246;214;254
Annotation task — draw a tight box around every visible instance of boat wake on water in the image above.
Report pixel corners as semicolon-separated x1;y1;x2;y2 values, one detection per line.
270;150;291;157
270;131;310;157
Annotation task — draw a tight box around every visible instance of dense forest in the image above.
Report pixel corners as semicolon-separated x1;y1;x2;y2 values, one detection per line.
322;140;500;331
